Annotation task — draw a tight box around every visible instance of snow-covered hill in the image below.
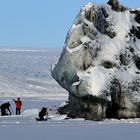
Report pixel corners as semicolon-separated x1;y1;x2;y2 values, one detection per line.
0;49;67;98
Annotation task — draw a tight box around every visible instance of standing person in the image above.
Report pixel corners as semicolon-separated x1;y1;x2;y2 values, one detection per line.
0;102;12;116
12;98;22;115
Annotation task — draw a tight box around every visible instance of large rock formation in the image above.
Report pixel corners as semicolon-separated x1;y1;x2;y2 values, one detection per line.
51;0;140;120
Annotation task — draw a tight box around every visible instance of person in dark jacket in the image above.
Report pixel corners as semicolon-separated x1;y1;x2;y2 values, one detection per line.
12;98;22;115
38;107;48;121
0;102;11;116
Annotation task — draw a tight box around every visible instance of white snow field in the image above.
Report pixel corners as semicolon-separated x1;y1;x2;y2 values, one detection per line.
0;49;140;140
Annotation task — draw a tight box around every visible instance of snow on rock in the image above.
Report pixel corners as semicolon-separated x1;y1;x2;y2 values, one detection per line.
52;0;140;120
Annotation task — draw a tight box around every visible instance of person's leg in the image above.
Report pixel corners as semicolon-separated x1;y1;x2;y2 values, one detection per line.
1;109;6;116
16;108;20;115
16;108;18;115
19;108;21;115
1;109;4;116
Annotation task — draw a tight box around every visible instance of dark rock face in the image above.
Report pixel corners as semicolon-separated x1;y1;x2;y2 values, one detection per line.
109;79;137;118
134;56;140;70
136;14;140;24
107;0;127;12
130;26;140;39
52;1;140;120
58;94;110;120
131;10;140;24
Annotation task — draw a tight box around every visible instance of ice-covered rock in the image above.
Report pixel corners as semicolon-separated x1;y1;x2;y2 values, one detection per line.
52;0;140;120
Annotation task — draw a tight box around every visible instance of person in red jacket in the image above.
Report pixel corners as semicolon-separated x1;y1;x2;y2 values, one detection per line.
12;98;22;115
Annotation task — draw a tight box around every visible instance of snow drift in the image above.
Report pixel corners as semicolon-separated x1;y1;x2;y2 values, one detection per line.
52;0;140;120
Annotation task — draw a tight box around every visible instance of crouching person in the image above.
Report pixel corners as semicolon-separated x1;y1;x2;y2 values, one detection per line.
0;102;12;116
37;107;49;121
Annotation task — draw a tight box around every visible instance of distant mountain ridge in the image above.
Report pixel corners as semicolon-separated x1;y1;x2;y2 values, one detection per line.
0;49;67;98
0;48;61;52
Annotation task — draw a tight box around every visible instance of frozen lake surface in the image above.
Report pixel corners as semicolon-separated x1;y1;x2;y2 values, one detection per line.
1;97;140;140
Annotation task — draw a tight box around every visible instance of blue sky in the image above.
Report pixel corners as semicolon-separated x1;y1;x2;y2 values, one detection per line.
0;0;140;49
